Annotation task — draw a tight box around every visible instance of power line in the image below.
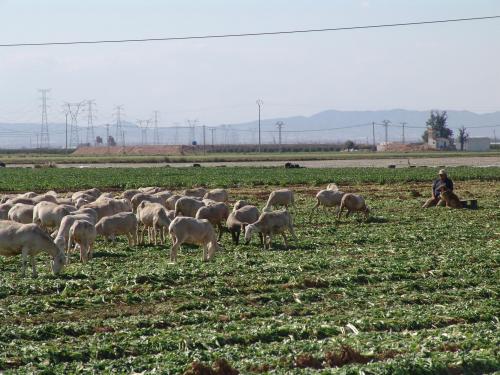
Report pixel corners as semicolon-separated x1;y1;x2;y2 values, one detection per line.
2;15;499;48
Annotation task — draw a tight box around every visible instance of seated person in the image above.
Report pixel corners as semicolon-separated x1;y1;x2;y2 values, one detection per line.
422;169;453;208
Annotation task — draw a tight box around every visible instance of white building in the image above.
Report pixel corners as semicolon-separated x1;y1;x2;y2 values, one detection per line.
464;137;490;152
427;128;453;150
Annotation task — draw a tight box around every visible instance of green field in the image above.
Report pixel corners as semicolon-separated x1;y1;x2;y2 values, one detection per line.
1;150;499;165
0;168;499;373
1;166;500;193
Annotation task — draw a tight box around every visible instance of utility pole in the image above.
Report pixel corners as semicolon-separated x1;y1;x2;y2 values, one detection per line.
36;133;39;149
203;124;206;154
400;122;407;144
114;105;124;144
63;108;69;150
153;110;160;145
276;121;284;152
382;120;391;144
39;89;50;149
105;123;110;153
85;100;96;146
256;99;263;152
209;127;216;149
372;121;376;150
494;129;497;144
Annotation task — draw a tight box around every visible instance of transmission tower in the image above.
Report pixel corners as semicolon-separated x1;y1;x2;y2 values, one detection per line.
65;101;84;148
85;100;96;145
209;127;216;148
153;111;160;145
137;119;151;145
114;105;124;145
39;89;50;148
276;121;284;152
382;120;391;143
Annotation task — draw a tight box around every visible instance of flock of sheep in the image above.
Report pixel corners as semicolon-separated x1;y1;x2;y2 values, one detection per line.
0;184;369;277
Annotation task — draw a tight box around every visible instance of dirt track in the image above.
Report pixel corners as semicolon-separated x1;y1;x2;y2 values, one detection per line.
7;156;500;168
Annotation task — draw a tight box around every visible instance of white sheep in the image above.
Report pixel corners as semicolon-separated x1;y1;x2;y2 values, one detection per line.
0;220;66;277
203;188;229;203
195;202;230;240
130;193;167;212
139;186;162;194
95;212;138;246
0;202;14;220
53;209;98;252
244;210;297;250
174;196;205;218
122;189;141;202
168;217;219;262
182;187;207;198
136;201;171;245
326;183;339;191
8;203;34;224
165;194;183;210
71;188;101;202
312;189;346;214
226;205;260;244
68;220;96;263
82;198;132;220
337;193;370;220
233;200;250;212
263;189;294;211
32;202;76;231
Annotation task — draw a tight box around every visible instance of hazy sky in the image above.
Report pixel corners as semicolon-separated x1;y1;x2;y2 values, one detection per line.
1;0;499;127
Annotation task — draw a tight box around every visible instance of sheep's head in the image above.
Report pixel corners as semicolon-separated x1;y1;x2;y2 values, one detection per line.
244;224;256;244
54;236;65;252
52;251;66;275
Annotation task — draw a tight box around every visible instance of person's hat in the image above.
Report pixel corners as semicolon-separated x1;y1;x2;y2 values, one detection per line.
438;169;447;175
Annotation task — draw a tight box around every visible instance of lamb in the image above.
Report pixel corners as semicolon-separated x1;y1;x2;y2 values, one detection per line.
0;220;66;277
53;209;98;252
195;202;230;240
136;201;171;245
233;200;250;212
175;196;205;218
182;187;207;198
263;189;294;211
244;210;297;250
82;198;132;221
203;188;229;203
68;220;96;263
226;205;261;244
165;194;183;210
95;212;138;246
0;202;14;220
168;217;219;262
312;189;346;214
8;203;34;224
337;193;370;220
32;202;76;230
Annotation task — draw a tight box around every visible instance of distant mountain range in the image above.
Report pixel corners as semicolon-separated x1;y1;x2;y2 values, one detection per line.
1;109;499;148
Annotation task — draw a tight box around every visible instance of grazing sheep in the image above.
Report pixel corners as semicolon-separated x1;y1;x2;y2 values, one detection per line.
165;194;183;210
203;188;229;203
95;212;138;246
226;205;261;244
233;200;250;212
68;220;96;263
53;209;98;252
19;192;38;199
337;193;370;220
326;183;339;191
82;198;132;221
75;197;91;209
32;194;58;204
139;186;162;194
154;190;173;201
71;188;101;202
202;198;219;206
96;192;114;201
182;187;207;198
175;196;205;218
7;197;36;205
122;189;141;202
244;210;297;250
136;201;171;245
168;217;219;262
263;189;295;211
8;203;34;224
0;202;14;220
32;202;76;230
56;197;74;205
130;193;167;212
312;189;346;215
195;202;230;240
0;220;66;277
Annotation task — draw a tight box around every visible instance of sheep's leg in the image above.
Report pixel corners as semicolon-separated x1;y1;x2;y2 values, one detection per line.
217;223;223;241
30;256;37;278
66;237;73;264
202;244;209;262
345;210;351;218
170;239;180;263
153;226;158;245
258;232;264;246
282;233;288;249
88;242;94;260
231;230;238;245
126;233;133;246
337;206;344;220
267;234;273;250
21;248;29;277
289;225;298;240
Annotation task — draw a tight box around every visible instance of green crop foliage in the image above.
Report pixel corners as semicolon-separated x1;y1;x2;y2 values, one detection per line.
0;170;499;373
0;166;499;192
